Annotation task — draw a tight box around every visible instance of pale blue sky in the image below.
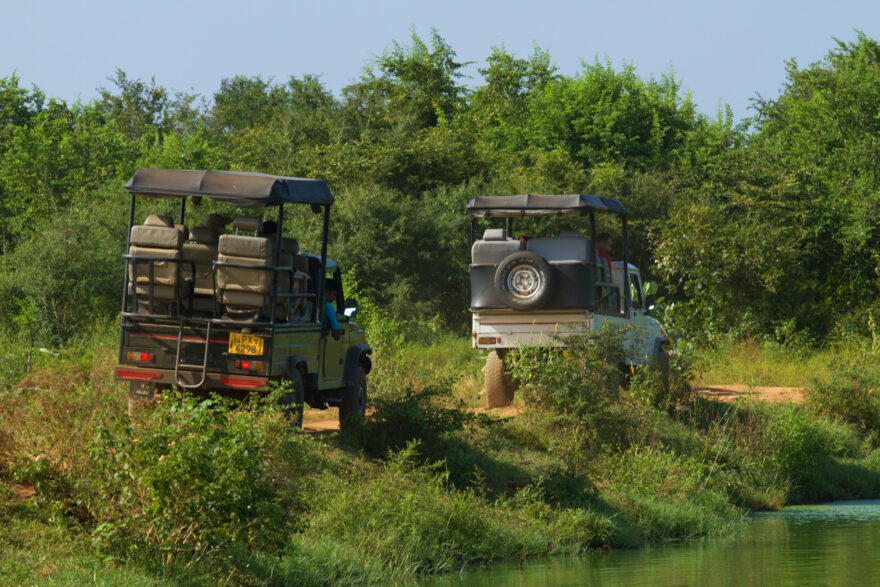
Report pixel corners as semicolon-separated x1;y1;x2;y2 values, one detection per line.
3;0;878;120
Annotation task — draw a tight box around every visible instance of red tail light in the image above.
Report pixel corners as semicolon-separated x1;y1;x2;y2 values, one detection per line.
126;351;155;362
235;360;264;371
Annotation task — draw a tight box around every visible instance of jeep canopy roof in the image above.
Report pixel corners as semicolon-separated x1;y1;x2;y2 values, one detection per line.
124;168;334;206
466;194;627;218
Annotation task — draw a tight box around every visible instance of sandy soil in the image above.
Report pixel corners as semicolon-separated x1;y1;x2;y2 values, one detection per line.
696;385;805;403
299;385;807;436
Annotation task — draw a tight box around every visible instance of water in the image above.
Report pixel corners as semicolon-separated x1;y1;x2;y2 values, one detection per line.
427;500;880;586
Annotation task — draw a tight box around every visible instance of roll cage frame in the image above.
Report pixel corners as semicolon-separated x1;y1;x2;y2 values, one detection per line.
120;168;335;328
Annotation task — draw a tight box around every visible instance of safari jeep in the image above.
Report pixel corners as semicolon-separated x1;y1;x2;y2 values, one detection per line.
466;194;667;407
114;168;371;428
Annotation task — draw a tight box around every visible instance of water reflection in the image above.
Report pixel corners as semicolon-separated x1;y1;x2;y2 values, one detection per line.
426;501;880;586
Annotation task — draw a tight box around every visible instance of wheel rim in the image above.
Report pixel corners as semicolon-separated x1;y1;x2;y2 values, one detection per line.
507;264;542;299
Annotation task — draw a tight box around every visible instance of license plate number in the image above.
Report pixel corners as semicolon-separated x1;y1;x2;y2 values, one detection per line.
228;333;264;356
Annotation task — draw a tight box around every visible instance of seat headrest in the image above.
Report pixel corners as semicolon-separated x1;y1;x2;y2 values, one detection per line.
559;231;583;238
218;234;271;258
232;216;263;233
131;225;183;249
144;214;174;227
189;225;218;245
482;228;507;241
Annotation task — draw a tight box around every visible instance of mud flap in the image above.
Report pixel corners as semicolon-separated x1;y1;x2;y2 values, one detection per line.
129;381;156;401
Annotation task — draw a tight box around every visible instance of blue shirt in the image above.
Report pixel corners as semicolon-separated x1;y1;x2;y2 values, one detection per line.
323;301;341;333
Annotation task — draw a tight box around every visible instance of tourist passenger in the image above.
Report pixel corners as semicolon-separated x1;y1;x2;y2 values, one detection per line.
596;232;613;279
202;213;231;237
323;279;344;341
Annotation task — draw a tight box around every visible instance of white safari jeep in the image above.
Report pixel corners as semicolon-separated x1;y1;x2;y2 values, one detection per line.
466;194;667;407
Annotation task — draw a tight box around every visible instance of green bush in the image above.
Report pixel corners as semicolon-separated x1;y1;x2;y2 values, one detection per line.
508;327;625;419
808;358;880;431
629;352;695;413
85;391;314;563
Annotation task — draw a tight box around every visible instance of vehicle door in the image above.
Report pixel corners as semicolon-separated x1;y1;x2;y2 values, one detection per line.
320;269;346;388
627;271;659;363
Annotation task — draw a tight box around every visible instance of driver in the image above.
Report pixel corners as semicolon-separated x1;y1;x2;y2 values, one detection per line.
323;279;344;341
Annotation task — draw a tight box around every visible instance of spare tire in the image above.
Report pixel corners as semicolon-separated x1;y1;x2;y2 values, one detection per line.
494;251;554;311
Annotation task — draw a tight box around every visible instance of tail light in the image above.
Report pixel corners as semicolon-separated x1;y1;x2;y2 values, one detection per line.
126;351;155;362
477;336;502;345
235;360;264;371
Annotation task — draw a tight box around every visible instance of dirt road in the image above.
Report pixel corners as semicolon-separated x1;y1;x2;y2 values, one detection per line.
696;385;805;403
300;386;805;436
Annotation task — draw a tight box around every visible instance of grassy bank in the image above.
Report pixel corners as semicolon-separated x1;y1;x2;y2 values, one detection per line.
2;332;880;585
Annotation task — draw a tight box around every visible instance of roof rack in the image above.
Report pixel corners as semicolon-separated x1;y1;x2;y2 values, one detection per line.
466;194;627;218
124;168;334;206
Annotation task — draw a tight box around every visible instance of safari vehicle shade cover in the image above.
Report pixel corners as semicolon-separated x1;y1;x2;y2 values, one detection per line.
124;168;334;206
466;194;627;217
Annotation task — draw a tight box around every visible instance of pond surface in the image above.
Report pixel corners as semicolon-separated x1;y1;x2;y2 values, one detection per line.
427;500;880;586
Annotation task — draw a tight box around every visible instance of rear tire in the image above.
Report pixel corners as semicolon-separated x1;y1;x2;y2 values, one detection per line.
485;350;516;408
340;365;367;430
282;368;305;429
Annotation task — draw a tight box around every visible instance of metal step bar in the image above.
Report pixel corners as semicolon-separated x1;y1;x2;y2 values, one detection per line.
174;319;212;389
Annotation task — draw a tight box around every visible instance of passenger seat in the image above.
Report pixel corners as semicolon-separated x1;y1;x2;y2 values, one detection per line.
216;217;273;320
128;215;184;313
181;226;219;315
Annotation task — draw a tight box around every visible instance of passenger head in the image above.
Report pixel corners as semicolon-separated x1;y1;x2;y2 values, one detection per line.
202;213;231;236
260;220;278;237
596;232;612;253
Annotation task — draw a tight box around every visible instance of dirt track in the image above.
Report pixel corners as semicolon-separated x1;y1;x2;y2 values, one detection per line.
696;385;805;403
299;386;806;436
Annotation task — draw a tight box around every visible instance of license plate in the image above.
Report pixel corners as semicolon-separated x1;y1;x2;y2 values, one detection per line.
228;332;264;356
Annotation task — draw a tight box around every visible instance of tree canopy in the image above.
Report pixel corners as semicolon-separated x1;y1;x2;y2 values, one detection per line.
2;31;879;349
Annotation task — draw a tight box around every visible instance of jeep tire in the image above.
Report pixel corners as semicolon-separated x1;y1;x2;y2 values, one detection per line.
282;367;305;429
340;365;367;430
494;251;554;311
485;349;517;408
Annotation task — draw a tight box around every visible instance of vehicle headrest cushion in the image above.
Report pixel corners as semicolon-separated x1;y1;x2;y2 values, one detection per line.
482;228;507;241
130;225;183;249
218;234;271;258
232;216;263;232
189;225;218;245
144;214;174;227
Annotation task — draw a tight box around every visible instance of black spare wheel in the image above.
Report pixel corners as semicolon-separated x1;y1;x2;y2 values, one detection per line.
494;251;554;310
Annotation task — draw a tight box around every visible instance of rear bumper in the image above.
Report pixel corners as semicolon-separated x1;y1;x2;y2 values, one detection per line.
472;311;593;349
114;366;268;390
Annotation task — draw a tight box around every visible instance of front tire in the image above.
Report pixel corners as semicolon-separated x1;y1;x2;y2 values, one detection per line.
485;350;517;408
340;365;367;430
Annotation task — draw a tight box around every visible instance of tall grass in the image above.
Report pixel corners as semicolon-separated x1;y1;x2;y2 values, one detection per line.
2;328;880;583
692;339;848;387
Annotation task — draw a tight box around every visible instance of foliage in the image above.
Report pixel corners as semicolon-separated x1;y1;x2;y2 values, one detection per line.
508;326;625;419
629;352;696;413
86;391;313;562
808;354;880;431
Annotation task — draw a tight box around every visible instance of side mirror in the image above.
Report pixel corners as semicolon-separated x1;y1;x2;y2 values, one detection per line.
645;294;657;311
344;298;359;318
